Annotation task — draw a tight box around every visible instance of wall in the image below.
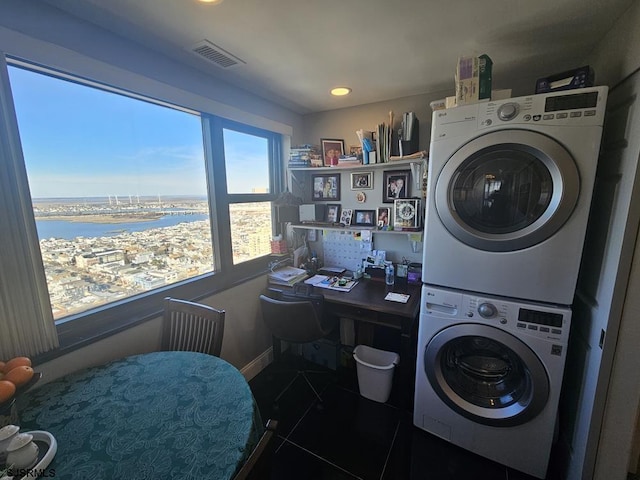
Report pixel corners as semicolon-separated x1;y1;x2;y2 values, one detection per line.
582;2;640;477
35;276;272;383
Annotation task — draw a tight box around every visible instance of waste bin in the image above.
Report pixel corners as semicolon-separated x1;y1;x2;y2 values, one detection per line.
353;345;399;403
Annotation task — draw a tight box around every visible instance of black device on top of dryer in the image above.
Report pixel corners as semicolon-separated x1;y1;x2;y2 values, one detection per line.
535;65;595;94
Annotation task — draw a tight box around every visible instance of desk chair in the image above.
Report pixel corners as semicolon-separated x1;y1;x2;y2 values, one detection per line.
259;291;337;406
162;297;226;357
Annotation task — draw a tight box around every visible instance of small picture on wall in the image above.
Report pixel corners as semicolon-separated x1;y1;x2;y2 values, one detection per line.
383;170;410;203
312;174;341;201
351;171;373;190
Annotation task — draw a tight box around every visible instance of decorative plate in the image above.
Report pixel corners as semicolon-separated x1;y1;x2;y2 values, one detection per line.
356;191;366;203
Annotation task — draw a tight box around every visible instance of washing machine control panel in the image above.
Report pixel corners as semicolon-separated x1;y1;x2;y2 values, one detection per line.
462;293;570;342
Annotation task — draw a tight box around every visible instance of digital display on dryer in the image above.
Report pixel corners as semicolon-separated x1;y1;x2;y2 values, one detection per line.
544;91;598;112
518;308;563;328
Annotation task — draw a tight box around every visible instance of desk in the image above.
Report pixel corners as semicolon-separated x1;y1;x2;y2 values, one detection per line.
273;279;420;407
16;352;262;480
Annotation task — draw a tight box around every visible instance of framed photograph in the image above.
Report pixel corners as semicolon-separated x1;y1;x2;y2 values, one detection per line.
349;145;363;161
376;207;391;229
312;173;341;201
383;169;411;203
351;171;373;190
353;209;376;227
325;203;341;223
340;208;353;226
321;138;345;167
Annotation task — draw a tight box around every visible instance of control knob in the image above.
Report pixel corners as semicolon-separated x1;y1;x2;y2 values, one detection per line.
497;103;520;121
478;302;497;318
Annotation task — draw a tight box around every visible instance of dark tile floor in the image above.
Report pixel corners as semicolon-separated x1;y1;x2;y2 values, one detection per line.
248;353;554;480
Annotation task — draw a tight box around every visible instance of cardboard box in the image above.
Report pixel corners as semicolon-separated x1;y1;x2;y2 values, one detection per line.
455;54;492;106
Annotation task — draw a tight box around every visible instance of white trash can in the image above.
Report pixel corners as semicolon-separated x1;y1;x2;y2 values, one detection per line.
353;345;399;403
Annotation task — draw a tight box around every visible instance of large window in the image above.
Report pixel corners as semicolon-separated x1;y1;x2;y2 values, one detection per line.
5;61;282;332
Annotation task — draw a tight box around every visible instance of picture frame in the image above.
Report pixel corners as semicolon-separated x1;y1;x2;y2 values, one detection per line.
325;203;341;223
383;169;411;203
340;208;353;226
351;171;373;190
353;209;376;227
312;173;341;201
349;145;363;161
376;207;391;229
321;138;345;167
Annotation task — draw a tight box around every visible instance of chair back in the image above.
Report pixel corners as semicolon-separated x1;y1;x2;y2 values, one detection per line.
259;293;332;344
232;419;278;480
162;297;225;357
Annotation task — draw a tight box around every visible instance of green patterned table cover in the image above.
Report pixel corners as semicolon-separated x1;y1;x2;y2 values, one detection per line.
16;351;263;479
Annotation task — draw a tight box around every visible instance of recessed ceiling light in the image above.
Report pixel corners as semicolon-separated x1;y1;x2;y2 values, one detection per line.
331;87;352;96
198;0;224;4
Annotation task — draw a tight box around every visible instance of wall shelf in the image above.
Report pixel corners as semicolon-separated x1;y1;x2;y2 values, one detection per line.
291;223;422;238
288;158;420;172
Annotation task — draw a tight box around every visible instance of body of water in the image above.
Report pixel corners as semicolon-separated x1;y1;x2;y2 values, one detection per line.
36;213;209;240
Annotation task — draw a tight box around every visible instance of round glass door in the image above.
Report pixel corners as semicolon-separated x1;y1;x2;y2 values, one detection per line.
424;323;549;427
435;130;579;252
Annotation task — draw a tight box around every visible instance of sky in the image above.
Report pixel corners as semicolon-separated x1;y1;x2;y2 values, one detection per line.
7;65;270;198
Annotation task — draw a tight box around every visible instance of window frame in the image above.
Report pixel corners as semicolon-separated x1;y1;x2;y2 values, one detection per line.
3;59;285;363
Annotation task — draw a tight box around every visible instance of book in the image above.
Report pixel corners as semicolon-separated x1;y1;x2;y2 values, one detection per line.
268;266;308;286
304;274;358;292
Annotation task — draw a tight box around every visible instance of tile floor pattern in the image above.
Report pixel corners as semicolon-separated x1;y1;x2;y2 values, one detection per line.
248;354;561;480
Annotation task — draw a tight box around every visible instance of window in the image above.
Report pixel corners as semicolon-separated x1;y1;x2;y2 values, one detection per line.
222;127;277;264
3;60;282;350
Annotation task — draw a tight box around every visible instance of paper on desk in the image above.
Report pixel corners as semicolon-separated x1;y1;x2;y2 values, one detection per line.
385;292;410;303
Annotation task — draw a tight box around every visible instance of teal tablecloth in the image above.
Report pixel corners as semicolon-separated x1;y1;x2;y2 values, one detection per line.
16;351;263;480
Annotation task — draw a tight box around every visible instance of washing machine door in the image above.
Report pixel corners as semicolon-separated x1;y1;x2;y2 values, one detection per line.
435;129;579;252
424;323;549;427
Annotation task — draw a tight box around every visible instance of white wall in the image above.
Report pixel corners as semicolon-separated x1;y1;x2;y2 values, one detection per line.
36;276;272;383
583;2;640;477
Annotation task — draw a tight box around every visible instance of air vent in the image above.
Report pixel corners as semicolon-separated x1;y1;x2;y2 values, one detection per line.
188;40;245;69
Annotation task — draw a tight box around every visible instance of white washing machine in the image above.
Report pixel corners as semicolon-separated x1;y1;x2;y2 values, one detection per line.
423;87;608;305
414;285;571;478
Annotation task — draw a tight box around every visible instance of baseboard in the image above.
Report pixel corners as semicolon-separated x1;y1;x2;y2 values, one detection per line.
241;347;273;381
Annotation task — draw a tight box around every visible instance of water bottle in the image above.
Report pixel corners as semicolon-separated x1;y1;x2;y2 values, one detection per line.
385;261;395;286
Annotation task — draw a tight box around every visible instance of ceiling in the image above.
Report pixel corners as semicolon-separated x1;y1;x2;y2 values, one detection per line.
44;0;632;115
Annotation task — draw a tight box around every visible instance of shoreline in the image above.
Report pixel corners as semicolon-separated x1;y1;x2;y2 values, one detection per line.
35;214;164;224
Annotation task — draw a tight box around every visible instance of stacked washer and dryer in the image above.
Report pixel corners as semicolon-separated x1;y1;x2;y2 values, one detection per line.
414;87;608;479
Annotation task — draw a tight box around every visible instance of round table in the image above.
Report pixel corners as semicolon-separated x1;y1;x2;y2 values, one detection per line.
16;351;262;480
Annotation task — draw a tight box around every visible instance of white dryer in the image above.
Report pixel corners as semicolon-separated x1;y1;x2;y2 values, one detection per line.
423;87;608;305
414;285;571;478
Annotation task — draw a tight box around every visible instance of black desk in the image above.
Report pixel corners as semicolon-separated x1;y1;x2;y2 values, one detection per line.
269;279;421;408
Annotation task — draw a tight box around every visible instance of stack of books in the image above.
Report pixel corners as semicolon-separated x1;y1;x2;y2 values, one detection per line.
289;145;322;168
268;266;309;286
337;154;360;166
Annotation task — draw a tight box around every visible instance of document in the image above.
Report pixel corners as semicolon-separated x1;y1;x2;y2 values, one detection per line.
385;292;410;303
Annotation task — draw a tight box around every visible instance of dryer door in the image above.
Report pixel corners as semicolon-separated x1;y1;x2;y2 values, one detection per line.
434;129;579;252
424;323;549;427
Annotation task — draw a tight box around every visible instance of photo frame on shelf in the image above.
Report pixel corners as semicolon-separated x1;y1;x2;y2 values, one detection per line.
353;209;376;227
376;207;391;229
340;208;353;226
383;169;411;203
349;145;363;161
312;173;341;201
321;138;345;167
325;204;341;223
351;171;373;190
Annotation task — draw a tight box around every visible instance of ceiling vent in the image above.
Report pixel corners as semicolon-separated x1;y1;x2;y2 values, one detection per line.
188;40;245;69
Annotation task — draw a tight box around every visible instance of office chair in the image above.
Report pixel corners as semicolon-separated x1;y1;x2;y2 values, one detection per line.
162;297;226;357
259;290;337;407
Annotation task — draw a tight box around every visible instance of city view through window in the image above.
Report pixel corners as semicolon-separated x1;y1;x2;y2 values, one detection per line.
9;65;272;320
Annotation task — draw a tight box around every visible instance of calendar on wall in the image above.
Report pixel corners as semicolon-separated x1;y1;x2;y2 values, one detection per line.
321;229;373;272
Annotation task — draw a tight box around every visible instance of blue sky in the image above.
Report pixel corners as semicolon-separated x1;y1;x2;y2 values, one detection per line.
8;66;269;198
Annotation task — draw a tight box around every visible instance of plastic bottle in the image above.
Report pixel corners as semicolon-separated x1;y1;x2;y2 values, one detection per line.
385;261;395;286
